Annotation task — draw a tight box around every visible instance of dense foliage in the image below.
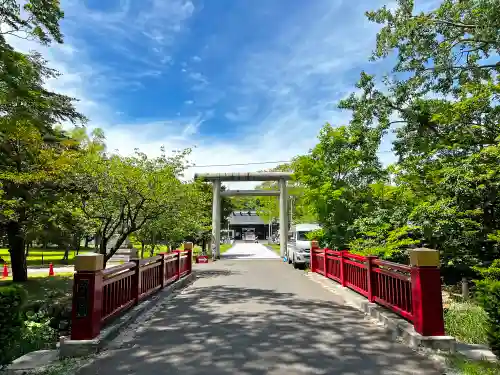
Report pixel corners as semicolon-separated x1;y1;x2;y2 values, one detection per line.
288;0;500;279
0;0;498;303
475;260;500;357
0;0;498;366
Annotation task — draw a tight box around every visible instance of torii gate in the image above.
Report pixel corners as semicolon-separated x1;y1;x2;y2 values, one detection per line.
194;172;293;258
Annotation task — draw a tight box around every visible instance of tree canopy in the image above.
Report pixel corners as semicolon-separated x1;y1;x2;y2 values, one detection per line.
288;0;500;280
1;0;499;284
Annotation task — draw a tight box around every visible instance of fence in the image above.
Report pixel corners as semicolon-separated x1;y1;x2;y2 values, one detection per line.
71;247;193;340
310;246;445;336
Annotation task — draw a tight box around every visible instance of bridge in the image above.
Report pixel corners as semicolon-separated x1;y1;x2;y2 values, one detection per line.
64;242;448;375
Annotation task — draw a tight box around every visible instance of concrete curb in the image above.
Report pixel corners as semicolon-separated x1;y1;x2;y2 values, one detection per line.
304;272;456;352
59;272;196;359
2;350;59;375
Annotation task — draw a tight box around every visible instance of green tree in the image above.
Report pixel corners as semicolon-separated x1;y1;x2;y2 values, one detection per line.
0;1;86;281
329;0;499;272
135;179;213;256
74;148;193;264
194;182;234;251
0;124;85;281
254;163;317;226
293;122;384;248
367;0;499;96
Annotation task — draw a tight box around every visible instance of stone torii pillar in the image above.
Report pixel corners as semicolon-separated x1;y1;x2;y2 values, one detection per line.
279;178;288;258
211;179;221;258
194;172;292;259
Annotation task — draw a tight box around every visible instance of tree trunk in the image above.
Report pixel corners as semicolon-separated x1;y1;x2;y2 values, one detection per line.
84;236;90;248
149;234;156;257
63;246;70;261
7;221;28;282
73;234;81;253
141;242;145;259
95;233;101;252
25;242;30;257
99;236;107;256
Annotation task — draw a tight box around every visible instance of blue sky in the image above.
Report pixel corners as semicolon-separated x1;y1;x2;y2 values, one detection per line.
9;0;437;187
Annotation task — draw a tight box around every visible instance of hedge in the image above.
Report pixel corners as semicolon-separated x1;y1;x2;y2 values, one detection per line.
474;259;500;358
0;284;27;366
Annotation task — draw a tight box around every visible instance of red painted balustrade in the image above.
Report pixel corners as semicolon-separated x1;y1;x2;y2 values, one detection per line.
71;249;192;340
310;247;445;337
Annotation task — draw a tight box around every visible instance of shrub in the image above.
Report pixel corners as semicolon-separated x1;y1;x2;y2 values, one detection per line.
444;301;488;344
21;320;58;353
0;284;27;366
475;279;500;358
474;259;500;358
0;285;60;367
306;228;326;247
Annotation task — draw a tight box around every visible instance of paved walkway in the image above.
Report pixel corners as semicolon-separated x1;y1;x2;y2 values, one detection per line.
222;242;280;260
77;260;443;375
27;266;75;275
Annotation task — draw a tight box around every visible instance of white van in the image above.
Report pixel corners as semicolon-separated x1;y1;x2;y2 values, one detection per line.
286;223;321;268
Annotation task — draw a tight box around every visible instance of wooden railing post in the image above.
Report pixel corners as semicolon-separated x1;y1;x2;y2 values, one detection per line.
184;242;193;275
174;250;181;280
310;240;319;273
410;248;445;336
160;253;166;288
339;251;347;287
323;248;327;275
366;256;377;303
71;254;104;340
132;258;141;304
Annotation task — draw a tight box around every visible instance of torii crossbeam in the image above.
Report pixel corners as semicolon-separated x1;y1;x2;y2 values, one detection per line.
194;172;293;258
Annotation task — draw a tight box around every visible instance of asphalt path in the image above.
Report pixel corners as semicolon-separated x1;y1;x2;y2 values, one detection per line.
77;260;443;375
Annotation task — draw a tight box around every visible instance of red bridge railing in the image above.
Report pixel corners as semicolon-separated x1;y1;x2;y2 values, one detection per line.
310;246;445;337
71;247;193;340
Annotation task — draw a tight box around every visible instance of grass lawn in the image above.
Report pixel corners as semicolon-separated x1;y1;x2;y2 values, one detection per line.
220;243;233;253
0;273;74;305
447;354;500;375
0;248;91;267
268;244;281;255
444;301;489;344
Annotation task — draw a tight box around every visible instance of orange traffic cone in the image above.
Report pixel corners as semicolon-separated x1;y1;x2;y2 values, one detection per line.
48;263;55;276
2;264;8;278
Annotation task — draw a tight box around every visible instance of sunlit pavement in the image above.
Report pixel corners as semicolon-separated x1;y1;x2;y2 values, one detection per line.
222;242;280;260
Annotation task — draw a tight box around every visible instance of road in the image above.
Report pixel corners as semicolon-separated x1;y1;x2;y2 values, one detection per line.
77;245;443;375
5;243;277;276
222;242;280;260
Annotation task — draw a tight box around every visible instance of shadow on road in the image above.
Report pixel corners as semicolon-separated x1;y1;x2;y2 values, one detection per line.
78;265;443;375
194;269;242;279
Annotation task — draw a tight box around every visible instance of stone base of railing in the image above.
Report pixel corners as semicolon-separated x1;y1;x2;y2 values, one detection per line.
59;272;195;359
360;301;456;352
305;271;456;353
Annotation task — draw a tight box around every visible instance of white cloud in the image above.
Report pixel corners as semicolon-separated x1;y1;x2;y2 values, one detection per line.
187;72;209;91
5;0;406;188
225;106;256;122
